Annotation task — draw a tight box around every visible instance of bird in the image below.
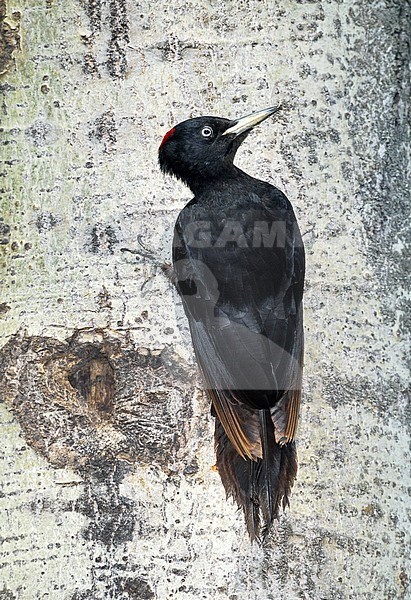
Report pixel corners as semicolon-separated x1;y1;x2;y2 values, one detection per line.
158;106;305;542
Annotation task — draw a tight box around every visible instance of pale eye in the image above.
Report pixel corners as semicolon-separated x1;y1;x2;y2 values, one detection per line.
201;126;213;138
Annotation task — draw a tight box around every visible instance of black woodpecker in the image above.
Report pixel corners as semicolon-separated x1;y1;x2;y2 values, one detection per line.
158;107;305;542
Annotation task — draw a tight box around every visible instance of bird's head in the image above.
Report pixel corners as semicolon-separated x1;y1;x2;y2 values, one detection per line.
158;106;281;191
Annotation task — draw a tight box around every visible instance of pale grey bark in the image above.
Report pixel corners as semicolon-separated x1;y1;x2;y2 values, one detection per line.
0;1;410;599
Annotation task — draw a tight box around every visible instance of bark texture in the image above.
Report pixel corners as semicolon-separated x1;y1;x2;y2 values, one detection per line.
0;1;410;599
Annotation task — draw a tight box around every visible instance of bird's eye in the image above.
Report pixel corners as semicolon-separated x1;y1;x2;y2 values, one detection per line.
201;126;213;138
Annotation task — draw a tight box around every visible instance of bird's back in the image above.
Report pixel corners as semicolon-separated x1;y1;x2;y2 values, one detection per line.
173;174;304;403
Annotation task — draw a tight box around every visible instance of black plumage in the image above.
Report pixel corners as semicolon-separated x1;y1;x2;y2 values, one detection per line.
159;107;305;541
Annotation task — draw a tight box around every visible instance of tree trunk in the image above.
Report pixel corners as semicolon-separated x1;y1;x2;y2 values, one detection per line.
0;1;409;598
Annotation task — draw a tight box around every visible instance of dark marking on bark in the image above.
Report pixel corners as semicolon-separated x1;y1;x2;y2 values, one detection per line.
183;458;199;476
362;502;384;520
84;0;102;34
107;0;129;78
70;574;154;600
322;373;409;428
0;302;10;314
76;475;135;545
96;286;112;310
0;4;20;77
80;0;129;79
69;592;93;600
25;120;58;147
0;329;194;474
0;587;17;600
78;16;100;78
83;52;100;77
0;221;10;244
118;577;155;599
398;570;409;597
90;110;117;153
153;37;201;62
90;223;118;254
35;211;61;232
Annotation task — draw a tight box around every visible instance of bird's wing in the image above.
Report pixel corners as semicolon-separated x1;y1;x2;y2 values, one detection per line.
173;201;304;454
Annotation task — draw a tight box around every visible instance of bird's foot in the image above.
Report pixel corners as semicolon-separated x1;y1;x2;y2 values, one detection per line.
120;234;158;262
120;235;176;286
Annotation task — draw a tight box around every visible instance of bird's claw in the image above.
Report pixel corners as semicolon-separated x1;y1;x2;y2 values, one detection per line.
120;236;176;286
120;234;157;261
120;246;155;261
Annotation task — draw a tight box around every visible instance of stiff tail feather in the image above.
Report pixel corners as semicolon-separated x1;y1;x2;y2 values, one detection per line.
215;408;297;542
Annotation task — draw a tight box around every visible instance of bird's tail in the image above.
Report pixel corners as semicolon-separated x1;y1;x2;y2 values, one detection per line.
215;408;297;542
